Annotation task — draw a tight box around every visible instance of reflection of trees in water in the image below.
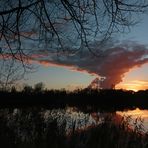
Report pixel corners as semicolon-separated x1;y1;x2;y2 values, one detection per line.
0;107;148;147
0;108;91;140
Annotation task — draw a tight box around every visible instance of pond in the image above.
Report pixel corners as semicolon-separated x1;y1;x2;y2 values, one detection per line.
0;106;148;147
1;107;148;133
11;107;148;131
116;108;148;132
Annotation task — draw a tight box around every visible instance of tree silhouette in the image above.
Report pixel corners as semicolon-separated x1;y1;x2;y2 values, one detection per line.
0;59;24;90
34;82;45;92
23;84;33;93
0;0;148;61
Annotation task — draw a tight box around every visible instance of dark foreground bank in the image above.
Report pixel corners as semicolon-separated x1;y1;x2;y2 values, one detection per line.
0;88;148;111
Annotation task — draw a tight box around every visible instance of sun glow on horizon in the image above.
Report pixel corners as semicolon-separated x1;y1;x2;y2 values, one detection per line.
116;64;148;91
116;80;148;91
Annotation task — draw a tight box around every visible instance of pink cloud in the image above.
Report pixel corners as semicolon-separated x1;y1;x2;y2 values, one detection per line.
31;41;148;89
1;40;148;89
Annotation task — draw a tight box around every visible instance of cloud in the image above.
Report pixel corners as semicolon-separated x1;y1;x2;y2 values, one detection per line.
2;40;147;89
31;40;148;89
131;80;148;85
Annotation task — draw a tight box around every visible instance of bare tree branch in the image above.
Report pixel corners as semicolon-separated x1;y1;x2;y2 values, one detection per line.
0;0;148;71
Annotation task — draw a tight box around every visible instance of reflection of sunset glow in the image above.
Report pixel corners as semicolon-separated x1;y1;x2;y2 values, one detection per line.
117;108;148;132
117;108;148;119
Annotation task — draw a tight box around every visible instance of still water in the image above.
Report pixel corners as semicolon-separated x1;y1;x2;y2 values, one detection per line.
64;107;148;132
0;107;147;144
116;108;148;132
0;107;148;134
42;107;148;132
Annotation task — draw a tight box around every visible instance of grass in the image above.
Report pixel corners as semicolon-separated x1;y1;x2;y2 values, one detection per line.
0;107;148;148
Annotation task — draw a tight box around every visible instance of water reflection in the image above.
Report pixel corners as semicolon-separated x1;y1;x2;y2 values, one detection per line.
1;107;148;147
43;106;103;133
116;108;148;132
1;107;148;137
2;107;102;133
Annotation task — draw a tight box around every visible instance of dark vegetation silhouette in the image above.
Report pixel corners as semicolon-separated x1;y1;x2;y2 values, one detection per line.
0;83;148;112
0;108;148;148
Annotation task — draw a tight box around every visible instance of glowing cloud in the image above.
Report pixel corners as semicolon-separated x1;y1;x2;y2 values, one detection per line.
2;40;147;89
31;40;148;89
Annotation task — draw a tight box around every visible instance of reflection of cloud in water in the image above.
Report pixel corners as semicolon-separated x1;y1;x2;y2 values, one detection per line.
43;107;103;133
116;108;148;132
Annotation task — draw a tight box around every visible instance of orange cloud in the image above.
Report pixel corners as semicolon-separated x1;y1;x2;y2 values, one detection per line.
1;40;148;89
33;59;98;76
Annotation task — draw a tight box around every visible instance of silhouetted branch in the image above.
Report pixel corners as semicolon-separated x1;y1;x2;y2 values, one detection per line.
0;0;148;61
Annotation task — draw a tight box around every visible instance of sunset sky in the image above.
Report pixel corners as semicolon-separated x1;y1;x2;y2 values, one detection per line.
23;13;148;91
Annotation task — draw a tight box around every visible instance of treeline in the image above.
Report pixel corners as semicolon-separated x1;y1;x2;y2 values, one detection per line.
0;84;148;111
